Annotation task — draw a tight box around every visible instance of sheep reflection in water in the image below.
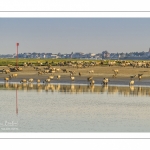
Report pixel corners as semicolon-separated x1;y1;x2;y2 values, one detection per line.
1;83;150;96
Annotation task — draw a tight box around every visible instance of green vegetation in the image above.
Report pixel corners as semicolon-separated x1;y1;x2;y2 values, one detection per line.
1;58;147;67
0;58;102;66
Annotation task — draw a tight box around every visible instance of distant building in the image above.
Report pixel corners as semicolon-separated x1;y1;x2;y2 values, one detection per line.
72;52;84;58
102;51;110;59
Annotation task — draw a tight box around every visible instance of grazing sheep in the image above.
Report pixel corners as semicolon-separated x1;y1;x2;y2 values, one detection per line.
10;73;18;78
70;76;75;81
4;77;10;82
129;79;134;86
38;71;43;75
120;63;126;67
7;64;12;67
90;79;95;85
130;75;136;79
4;69;10;74
49;76;54;80
108;61;116;66
43;79;51;83
102;78;109;85
36;79;41;83
57;75;61;79
138;74;143;80
112;74;117;78
17;67;23;71
87;76;93;81
28;78;34;83
56;68;60;72
0;69;5;73
89;70;94;73
43;70;49;73
24;64;28;67
112;69;119;74
69;70;75;74
20;79;27;83
62;69;67;73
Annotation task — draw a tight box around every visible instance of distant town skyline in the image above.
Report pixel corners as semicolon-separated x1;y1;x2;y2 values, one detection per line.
1;18;150;54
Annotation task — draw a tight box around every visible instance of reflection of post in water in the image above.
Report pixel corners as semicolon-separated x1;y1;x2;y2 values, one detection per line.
16;88;18;115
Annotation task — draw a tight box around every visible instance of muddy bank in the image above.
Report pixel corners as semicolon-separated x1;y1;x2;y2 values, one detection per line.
0;65;150;86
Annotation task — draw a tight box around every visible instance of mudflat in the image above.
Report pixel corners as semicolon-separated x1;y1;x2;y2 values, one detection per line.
0;65;150;86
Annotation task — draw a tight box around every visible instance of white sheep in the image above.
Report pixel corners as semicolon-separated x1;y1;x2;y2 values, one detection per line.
129;79;134;86
4;77;10;82
138;74;143;80
87;76;93;81
89;70;94;73
70;76;75;81
28;78;34;83
20;79;27;83
49;76;54;79
102;78;109;85
43;78;51;83
36;79;40;83
11;73;18;78
57;75;61;79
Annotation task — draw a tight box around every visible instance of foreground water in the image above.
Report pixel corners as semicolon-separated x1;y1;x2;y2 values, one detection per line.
0;83;150;132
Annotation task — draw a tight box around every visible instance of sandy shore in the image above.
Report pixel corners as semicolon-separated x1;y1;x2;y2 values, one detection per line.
0;65;150;86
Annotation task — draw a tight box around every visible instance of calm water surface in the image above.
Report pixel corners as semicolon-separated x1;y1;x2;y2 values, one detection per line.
0;83;150;132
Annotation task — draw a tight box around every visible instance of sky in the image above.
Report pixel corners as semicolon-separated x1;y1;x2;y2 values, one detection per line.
0;18;150;54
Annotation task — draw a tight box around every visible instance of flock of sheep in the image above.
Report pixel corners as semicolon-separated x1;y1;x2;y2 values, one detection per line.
0;59;148;86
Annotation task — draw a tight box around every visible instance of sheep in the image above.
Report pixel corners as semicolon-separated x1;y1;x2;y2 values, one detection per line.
129;79;134;86
108;61;116;66
62;69;67;73
10;73;18;78
56;68;60;72
17;67;23;71
34;67;41;71
70;76;75;81
28;78;34;83
49;76;54;80
112;69;119;75
38;71;43;75
44;70;49;73
0;69;5;73
49;70;55;74
90;79;95;85
87;76;93;81
36;79;41;83
112;74;117;78
138;74;143;80
102;78;109;85
4;77;10;82
24;64;28;67
7;64;12;67
130;75;136;79
120;63;126;67
69;70;75;75
89;70;94;73
57;75;61;79
20;79;27;83
4;69;10;74
43;79;51;83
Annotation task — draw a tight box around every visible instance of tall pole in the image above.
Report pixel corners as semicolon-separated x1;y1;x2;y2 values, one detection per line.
16;43;19;67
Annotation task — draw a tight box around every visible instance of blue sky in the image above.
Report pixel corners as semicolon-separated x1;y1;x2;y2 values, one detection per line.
0;18;150;54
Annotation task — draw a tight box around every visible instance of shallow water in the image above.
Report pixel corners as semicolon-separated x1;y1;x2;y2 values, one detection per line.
0;83;150;132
